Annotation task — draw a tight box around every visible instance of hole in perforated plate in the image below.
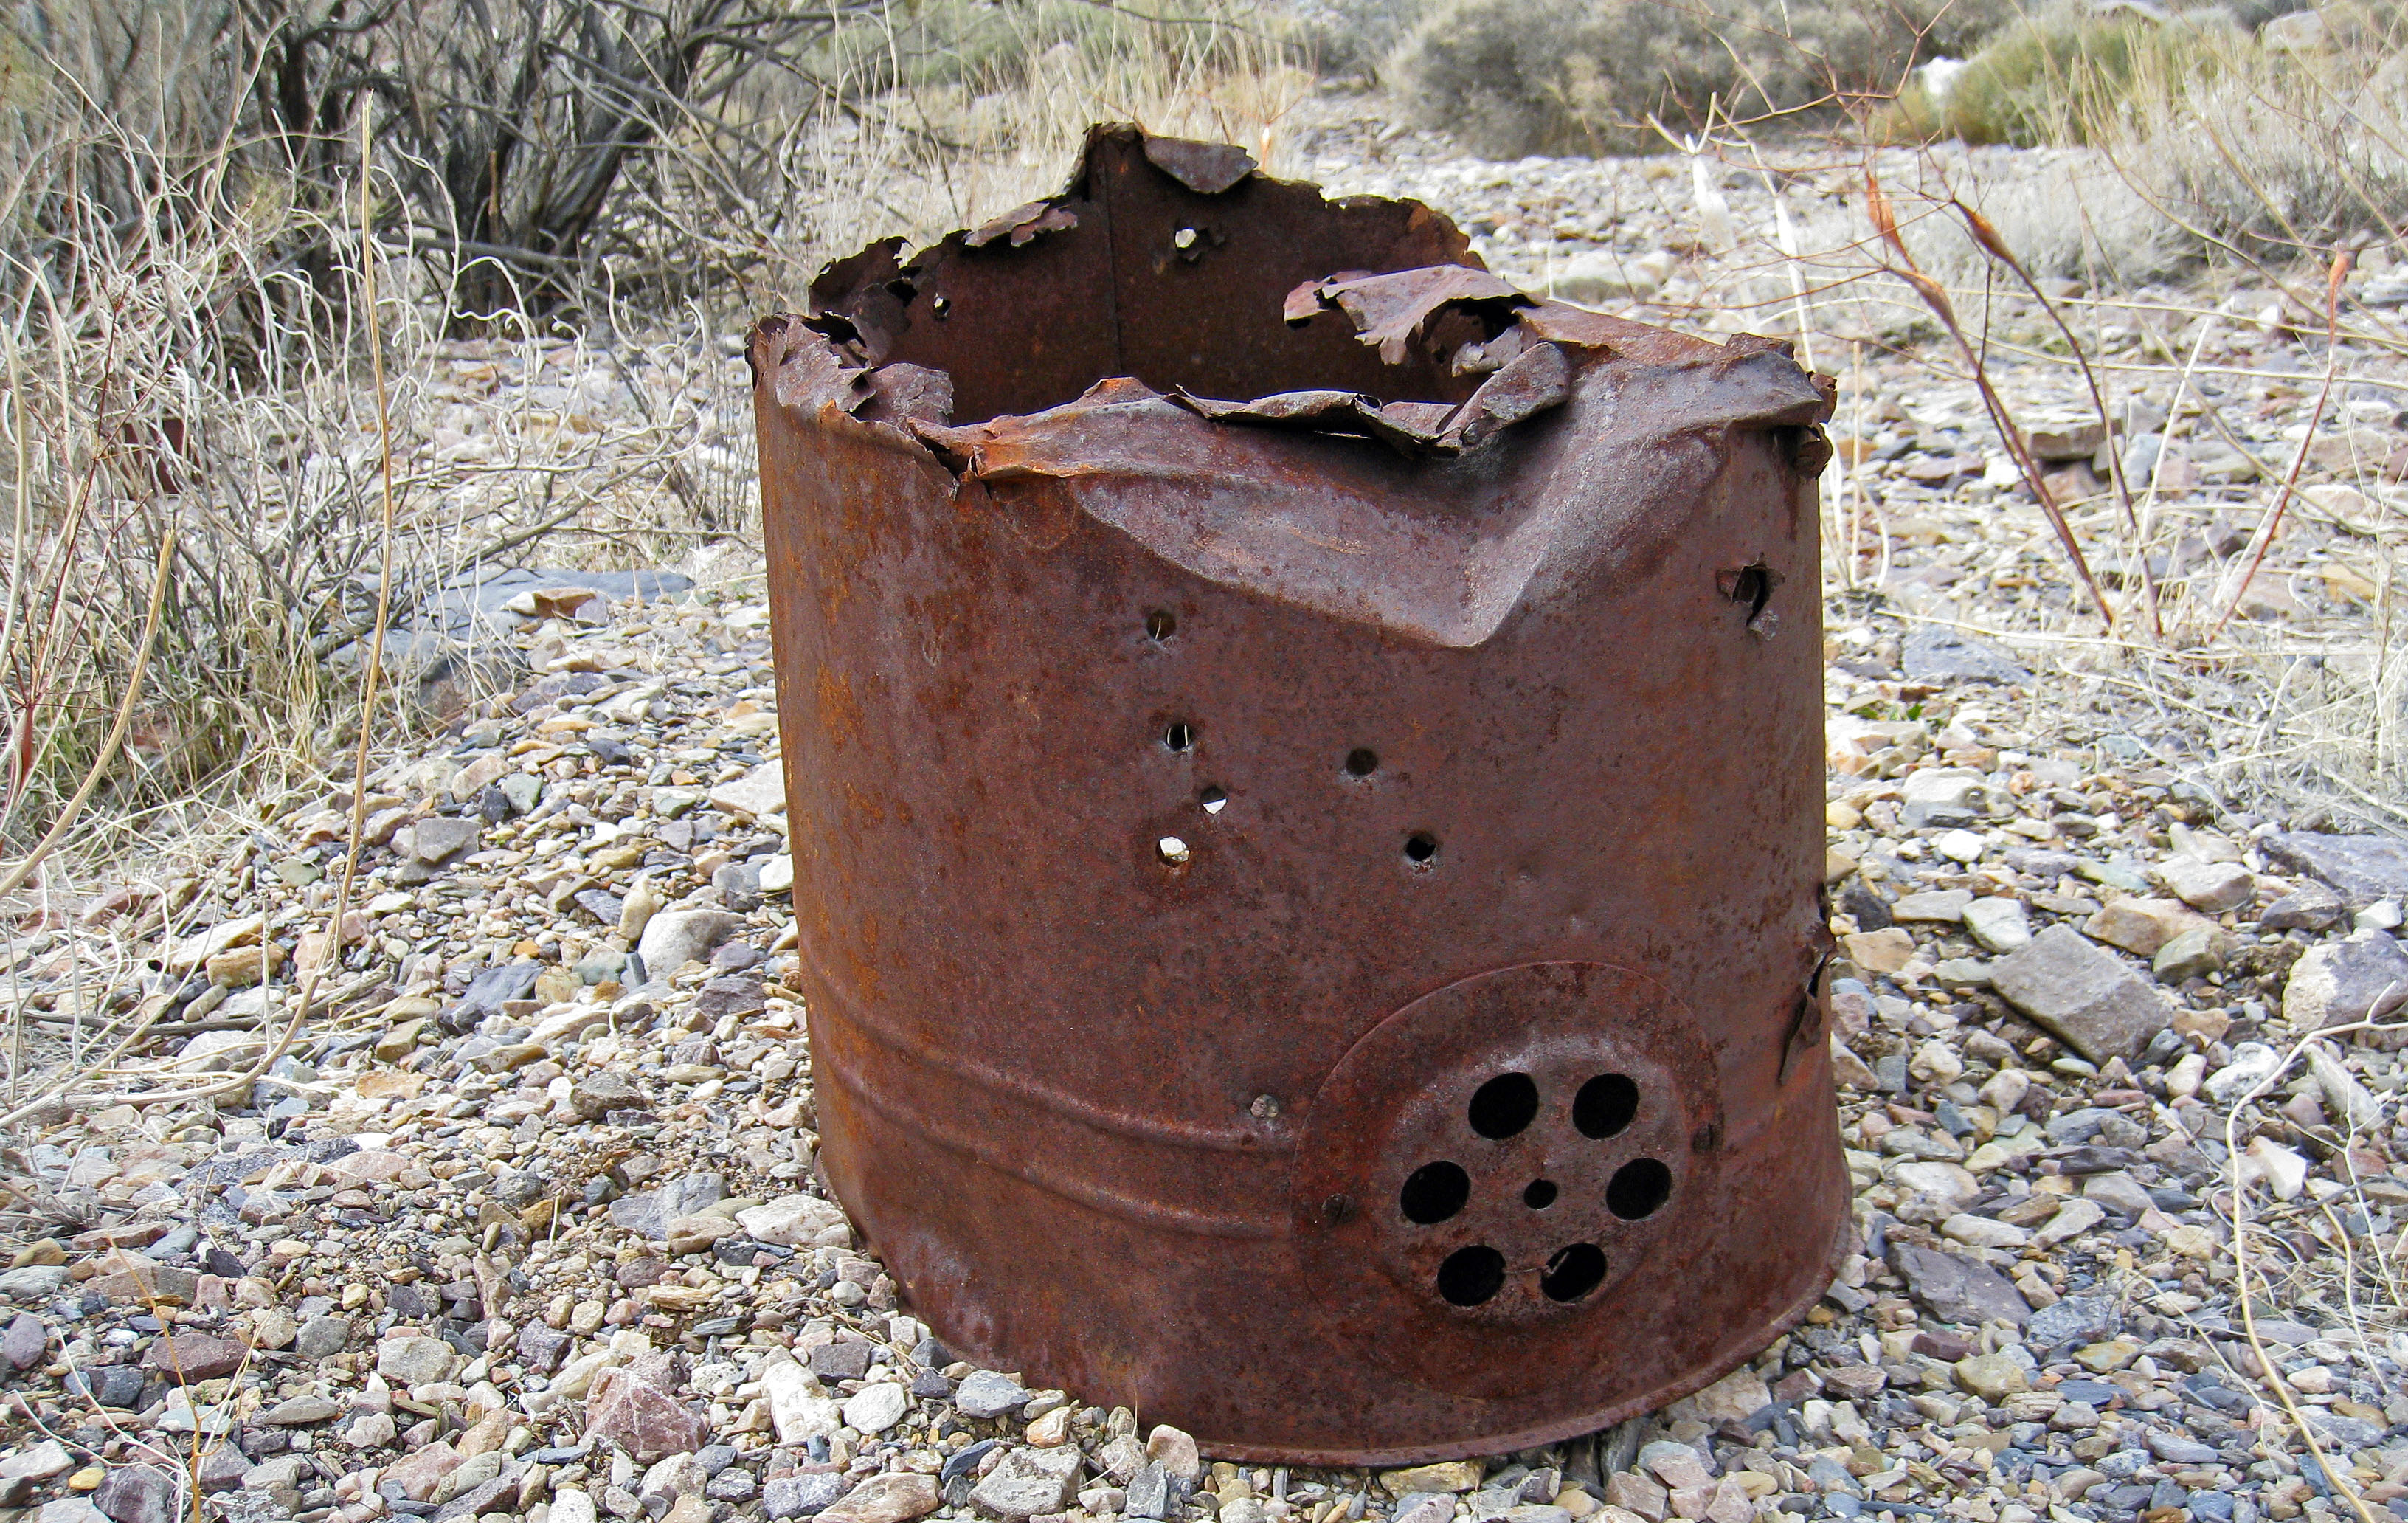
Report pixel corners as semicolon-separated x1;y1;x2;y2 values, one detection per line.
1573;1073;1639;1139
1436;1245;1506;1307
1607;1157;1672;1220
1467;1073;1538;1139
1540;1243;1607;1302
1399;1161;1470;1224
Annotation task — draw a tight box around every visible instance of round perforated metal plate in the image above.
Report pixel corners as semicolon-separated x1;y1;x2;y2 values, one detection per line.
1292;962;1721;1400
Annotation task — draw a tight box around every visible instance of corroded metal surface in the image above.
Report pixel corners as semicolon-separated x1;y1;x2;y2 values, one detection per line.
751;124;1850;1465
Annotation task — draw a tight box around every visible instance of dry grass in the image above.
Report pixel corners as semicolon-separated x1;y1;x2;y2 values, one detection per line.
0;0;1303;1122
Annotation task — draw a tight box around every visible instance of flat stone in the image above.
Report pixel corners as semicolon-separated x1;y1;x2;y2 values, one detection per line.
571;1071;644;1121
1988;924;2173;1062
3;1311;45;1369
738;1194;848;1247
1954;1352;2029;1401
196;1449;251;1493
1888;1240;2030;1326
1940;1212;2029;1249
2261;883;2345;930
609;1173;723;1239
93;1465;177;1523
763;1362;843;1445
1902;628;2030;685
1664;1366;1770;1427
843;1381;908;1433
955;1369;1031;1420
1384;1464;1484;1496
432;1475;518;1523
708;762;786;821
766;1475;848;1519
410;818;481;864
2262;832;2408;903
2025;1296;2120;1349
42;1501;106;1523
970;1448;1085;1522
2153;925;2229;981
294;1314;350;1361
2159;857;2254;914
2284;935;2408;1032
261;1392;342;1425
0;1443;75;1485
66;1365;144;1408
821;1474;941;1523
1892;889;1972;923
0;1265;69;1299
1964;897;2032;953
2033;1198;2106;1248
2081;1170;2155;1218
587;1367;707;1462
2085;897;2212;956
376;1336;459;1385
146;1332;246;1381
637;908;744;976
384;1443;463;1502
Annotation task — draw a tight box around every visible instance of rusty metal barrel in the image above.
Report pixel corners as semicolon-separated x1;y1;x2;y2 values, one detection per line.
750;125;1850;1465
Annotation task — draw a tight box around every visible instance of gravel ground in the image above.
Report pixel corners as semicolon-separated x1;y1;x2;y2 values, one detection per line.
1;108;2407;1523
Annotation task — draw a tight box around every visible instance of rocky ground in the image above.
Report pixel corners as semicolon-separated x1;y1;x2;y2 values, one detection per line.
0;94;2405;1523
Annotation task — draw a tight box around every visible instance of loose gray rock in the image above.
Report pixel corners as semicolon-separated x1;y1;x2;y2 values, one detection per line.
1902;627;2030;685
1888;1241;2030;1327
2262;883;2345;930
2262;832;2408;904
969;1448;1085;1522
2283;935;2408;1034
2026;1295;2120;1349
294;1314;351;1361
765;1474;848;1519
0;1265;69;1299
3;1311;44;1369
953;1369;1031;1420
410;817;481;864
1988;924;2174;1062
572;1071;646;1121
637;908;744;976
94;1466;179;1523
609;1173;724;1240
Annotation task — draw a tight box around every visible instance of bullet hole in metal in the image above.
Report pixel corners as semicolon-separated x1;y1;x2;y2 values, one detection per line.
1572;1074;1640;1139
1400;1161;1471;1224
1174;227;1200;250
1467;1073;1539;1139
1321;1192;1357;1226
1251;1094;1282;1119
1201;787;1228;815
1164;722;1196;753
1145;609;1177;641
1725;562;1772;620
1522;1178;1558;1210
1157;835;1191;866
1343;747;1379;778
1607;1158;1673;1220
1436;1244;1506;1307
1717;561;1782;640
1403;832;1439;866
1540;1243;1608;1302
931;297;952;320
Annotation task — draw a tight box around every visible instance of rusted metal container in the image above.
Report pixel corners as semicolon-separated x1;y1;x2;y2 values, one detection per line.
750;125;1848;1465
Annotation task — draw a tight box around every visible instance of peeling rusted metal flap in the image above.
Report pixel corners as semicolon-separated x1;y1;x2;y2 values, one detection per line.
809;125;1487;422
834;345;1828;650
